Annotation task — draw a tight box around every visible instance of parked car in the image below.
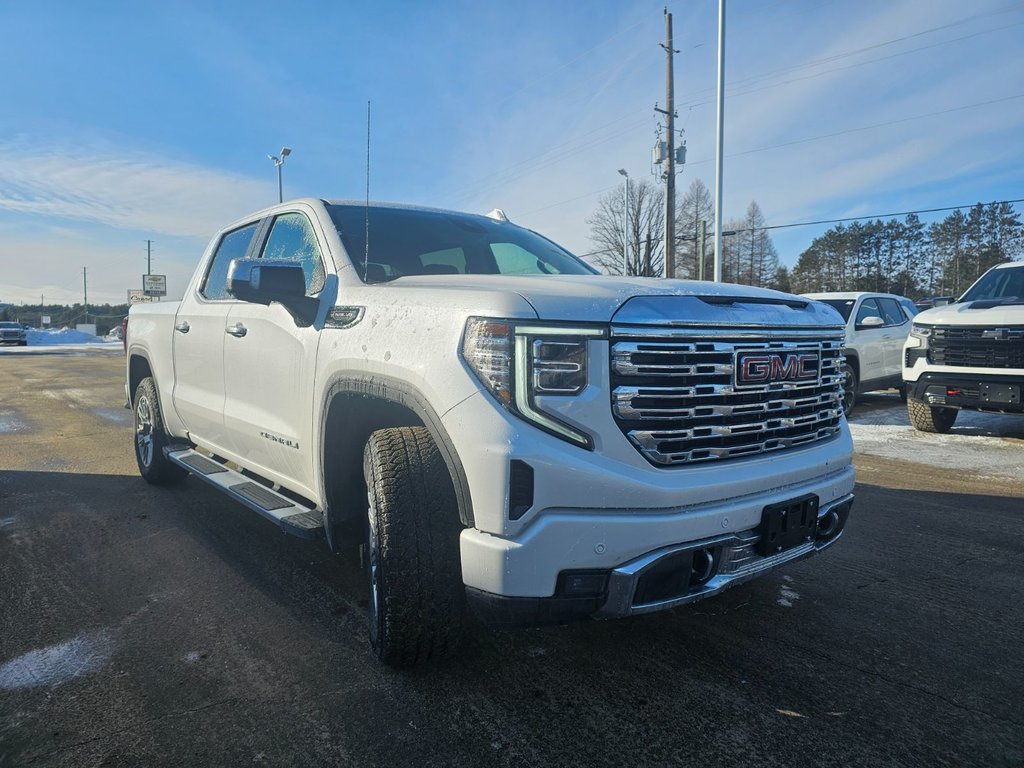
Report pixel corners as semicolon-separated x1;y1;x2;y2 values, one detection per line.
126;198;855;666
914;295;955;311
904;262;1024;432
0;321;28;346
803;292;916;413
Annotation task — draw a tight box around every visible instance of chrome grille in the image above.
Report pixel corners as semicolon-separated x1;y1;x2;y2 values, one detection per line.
611;328;844;466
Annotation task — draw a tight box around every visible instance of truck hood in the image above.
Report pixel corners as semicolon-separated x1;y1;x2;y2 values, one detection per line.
914;301;1024;327
391;274;844;328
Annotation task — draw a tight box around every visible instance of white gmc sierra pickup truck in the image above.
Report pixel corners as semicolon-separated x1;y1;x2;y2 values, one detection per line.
904;261;1024;432
126;198;855;666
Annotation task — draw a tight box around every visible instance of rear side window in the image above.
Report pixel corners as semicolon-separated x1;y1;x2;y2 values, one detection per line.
260;212;326;295
202;223;258;299
878;297;907;326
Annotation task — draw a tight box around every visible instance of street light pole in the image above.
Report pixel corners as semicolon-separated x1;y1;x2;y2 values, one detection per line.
713;0;726;282
267;146;292;204
618;169;630;276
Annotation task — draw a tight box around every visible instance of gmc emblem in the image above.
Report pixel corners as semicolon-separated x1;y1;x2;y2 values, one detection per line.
736;351;820;386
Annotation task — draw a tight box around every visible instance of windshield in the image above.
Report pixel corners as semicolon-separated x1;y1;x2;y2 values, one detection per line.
326;205;597;282
0;322;21;329
818;299;855;321
960;265;1024;303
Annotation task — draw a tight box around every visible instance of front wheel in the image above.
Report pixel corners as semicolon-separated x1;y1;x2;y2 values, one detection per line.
362;426;464;667
841;364;857;415
907;398;957;433
133;377;187;484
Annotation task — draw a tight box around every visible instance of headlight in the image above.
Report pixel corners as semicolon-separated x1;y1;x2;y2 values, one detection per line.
461;318;605;448
910;323;933;343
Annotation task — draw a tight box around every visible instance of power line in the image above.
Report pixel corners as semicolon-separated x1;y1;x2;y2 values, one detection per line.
574;197;1024;258
686;93;1024;164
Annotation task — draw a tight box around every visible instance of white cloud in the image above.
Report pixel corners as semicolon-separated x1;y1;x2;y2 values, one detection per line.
0;138;274;239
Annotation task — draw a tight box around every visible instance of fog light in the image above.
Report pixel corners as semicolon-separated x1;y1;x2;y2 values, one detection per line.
558;570;608;597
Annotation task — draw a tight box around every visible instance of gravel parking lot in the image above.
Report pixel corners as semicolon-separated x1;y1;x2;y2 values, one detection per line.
1;354;1022;767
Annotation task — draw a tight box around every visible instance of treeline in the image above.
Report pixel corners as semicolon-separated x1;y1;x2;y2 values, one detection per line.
789;202;1023;298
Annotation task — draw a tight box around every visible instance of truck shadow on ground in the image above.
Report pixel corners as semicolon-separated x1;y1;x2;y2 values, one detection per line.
2;469;1022;768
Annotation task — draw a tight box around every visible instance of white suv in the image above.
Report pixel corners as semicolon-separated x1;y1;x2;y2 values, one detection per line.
804;292;917;413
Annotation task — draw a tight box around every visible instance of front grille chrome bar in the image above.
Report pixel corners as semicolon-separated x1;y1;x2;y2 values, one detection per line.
610;328;844;466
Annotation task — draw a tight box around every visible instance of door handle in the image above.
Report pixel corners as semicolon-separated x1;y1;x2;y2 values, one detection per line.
174;321;190;334
225;323;247;338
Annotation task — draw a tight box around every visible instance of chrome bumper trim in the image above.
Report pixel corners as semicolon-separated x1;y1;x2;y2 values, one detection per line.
596;493;854;618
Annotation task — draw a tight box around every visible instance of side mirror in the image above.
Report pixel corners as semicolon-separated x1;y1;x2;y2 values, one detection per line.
227;258;307;305
227;258;318;326
856;315;885;329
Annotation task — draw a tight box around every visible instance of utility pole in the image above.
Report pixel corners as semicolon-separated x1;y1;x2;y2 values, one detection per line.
82;267;88;323
713;0;727;282
146;239;152;275
660;9;677;279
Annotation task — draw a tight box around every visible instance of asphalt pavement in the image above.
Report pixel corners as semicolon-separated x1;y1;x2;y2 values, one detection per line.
1;354;1022;767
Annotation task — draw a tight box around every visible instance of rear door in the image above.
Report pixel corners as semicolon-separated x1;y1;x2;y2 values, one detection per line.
171;222;260;454
221;209;329;499
850;298;887;383
877;297;912;376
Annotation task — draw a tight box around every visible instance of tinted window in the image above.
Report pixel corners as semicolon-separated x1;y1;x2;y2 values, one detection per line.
899;298;919;318
819;299;855;322
855;298;884;327
327;205;597;282
960;266;1024;302
261;213;326;295
878;297;907;326
202;223;258;300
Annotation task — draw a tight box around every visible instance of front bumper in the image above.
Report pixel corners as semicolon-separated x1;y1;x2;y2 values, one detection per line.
907;372;1024;413
468;493;853;627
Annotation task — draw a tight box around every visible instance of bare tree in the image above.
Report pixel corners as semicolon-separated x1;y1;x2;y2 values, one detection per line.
677;178;713;279
586;180;665;276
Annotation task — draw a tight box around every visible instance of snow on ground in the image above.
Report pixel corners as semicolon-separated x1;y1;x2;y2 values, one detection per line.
849;392;1024;481
0;328;122;354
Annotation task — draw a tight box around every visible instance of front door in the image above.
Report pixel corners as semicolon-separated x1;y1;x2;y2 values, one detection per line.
221;209;328;500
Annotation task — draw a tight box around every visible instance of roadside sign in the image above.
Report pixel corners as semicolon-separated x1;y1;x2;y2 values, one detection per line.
41;315;51;325
127;289;152;304
143;274;167;297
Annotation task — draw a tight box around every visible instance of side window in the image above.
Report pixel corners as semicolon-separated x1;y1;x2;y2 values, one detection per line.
492;243;546;275
854;298;884;327
201;223;258;300
260;212;326;295
878;297;906;326
419;248;466;274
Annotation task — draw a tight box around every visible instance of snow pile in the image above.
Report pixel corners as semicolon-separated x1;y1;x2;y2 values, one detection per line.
26;328;120;345
849;399;1024;480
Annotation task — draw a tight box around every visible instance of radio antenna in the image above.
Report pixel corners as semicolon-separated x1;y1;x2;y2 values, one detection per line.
364;100;371;279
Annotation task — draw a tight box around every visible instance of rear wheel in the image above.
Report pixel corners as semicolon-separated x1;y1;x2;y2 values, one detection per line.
133;377;187;484
362;427;464;666
907;398;957;433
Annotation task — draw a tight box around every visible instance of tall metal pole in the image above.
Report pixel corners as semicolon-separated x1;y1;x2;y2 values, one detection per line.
623;174;629;275
146;239;152;275
663;9;677;279
618;169;630;275
277;163;283;204
82;267;88;324
713;0;726;282
698;220;707;281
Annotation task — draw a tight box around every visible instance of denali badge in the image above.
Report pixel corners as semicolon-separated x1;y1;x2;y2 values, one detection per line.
735;351;820;386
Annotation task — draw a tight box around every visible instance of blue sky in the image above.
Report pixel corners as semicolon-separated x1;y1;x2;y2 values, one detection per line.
1;0;1022;304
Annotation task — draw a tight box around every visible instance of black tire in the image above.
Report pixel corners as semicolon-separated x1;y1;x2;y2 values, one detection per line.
132;377;187;485
362;427;464;667
907;398;957;433
841;364;857;415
